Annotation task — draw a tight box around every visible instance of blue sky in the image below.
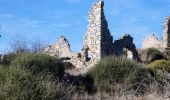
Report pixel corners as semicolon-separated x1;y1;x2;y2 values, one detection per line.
0;0;170;53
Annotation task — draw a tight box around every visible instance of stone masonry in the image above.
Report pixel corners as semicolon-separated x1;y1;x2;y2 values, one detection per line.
82;1;114;64
163;16;170;49
141;34;164;51
141;16;170;52
113;34;140;61
44;1;140;73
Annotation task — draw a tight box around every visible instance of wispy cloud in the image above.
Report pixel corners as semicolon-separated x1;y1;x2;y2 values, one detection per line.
106;0;170;47
52;23;71;28
0;13;46;38
0;13;44;29
46;10;78;20
0;14;15;18
19;18;44;28
67;0;80;3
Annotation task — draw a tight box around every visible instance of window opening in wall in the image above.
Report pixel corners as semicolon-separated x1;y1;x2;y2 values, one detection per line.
87;50;91;61
123;48;133;59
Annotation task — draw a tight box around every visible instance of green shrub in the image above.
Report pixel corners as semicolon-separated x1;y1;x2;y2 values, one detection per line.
0;65;45;99
0;65;75;100
1;52;18;66
148;60;170;83
87;56;142;92
148;60;170;72
139;48;165;63
127;67;154;95
11;53;64;78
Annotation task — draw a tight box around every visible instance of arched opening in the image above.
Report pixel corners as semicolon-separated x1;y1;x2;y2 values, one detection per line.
127;50;133;59
87;49;91;62
82;46;92;62
122;48;128;56
122;48;133;60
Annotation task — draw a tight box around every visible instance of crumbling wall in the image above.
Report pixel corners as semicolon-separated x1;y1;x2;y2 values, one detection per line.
113;34;141;61
163;16;170;48
141;34;164;51
44;36;84;68
44;1;141;73
82;1;113;64
141;16;170;51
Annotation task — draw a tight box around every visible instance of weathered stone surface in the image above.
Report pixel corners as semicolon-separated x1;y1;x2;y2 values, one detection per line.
43;36;84;68
44;1;140;75
141;34;164;51
163;16;170;48
83;0;114;63
113;34;141;61
141;16;170;52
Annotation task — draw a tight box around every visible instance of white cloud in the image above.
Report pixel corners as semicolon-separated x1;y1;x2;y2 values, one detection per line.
67;0;80;3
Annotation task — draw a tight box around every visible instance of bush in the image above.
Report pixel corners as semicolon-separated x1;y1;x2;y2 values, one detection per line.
148;60;170;72
87;56;169;95
11;53;64;78
148;60;170;83
139;48;165;63
87;56;142;92
0;65;75;99
0;65;45;99
127;67;154;95
1;52;18;66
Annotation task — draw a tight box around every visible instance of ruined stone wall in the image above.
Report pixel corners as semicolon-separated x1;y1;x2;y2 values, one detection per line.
44;1;114;70
163;16;170;48
100;1;114;57
83;1;113;63
44;1;141;74
43;36;84;68
141;34;164;51
113;34;140;61
141;16;170;51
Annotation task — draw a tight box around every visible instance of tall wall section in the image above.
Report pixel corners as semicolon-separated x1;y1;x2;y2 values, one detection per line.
163;16;170;48
83;1;113;63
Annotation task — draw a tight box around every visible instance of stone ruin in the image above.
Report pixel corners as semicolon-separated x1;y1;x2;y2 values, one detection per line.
44;1;140;73
141;16;170;52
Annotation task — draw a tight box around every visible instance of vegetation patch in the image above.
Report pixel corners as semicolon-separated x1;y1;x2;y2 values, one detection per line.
11;53;64;78
87;56;144;92
148;60;170;72
139;48;165;63
0;52;76;100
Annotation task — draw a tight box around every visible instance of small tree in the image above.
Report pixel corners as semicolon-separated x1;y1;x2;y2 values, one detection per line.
9;36;48;53
30;40;48;53
10;37;29;53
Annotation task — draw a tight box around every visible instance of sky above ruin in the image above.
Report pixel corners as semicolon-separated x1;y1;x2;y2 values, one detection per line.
0;0;170;53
